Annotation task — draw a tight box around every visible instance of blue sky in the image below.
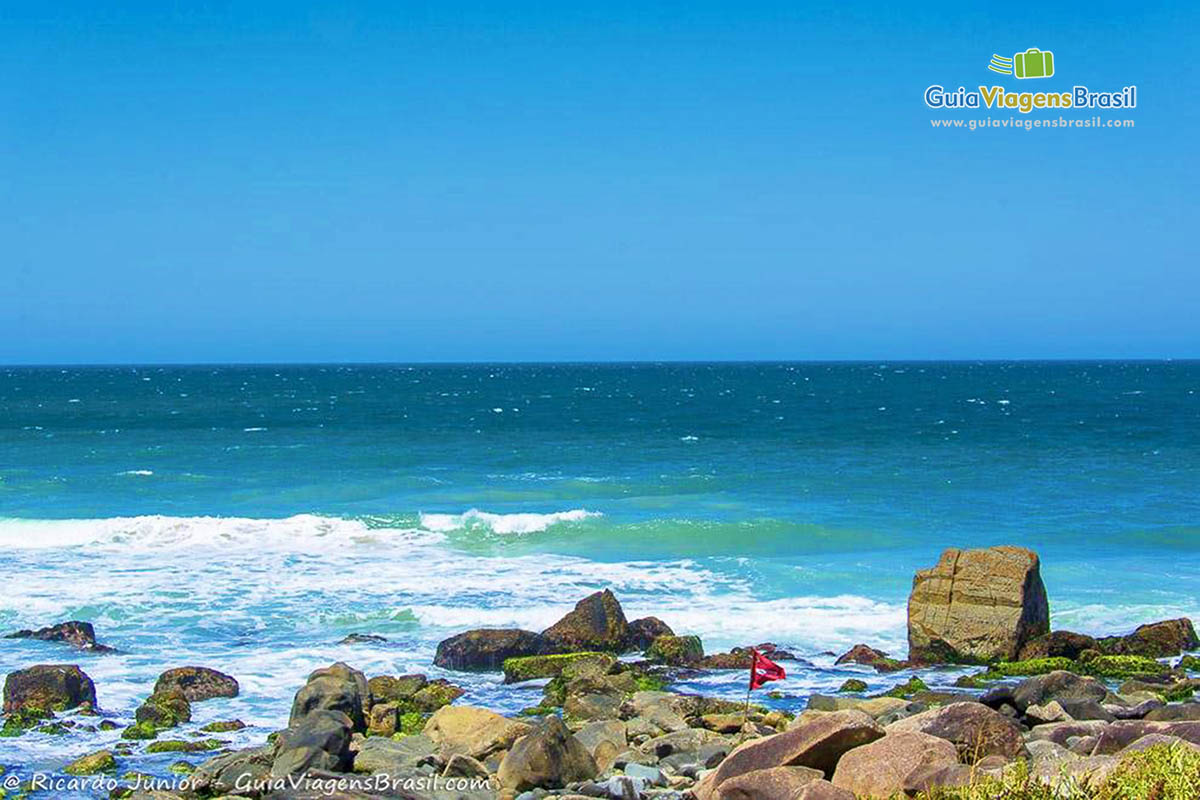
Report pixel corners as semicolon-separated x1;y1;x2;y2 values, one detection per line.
1;1;1196;363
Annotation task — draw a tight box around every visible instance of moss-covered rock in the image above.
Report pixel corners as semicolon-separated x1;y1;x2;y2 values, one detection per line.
63;749;116;775
389;711;424;738
145;738;223;753
121;721;158;740
368;674;428;703
134;688;191;729
881;676;929;698
645;635;704;666
199;719;245;733
2;665;97;716
1;708;54;738
1079;654;1170;679
503;652;616;683
411;679;465;711
838;678;869;693
981;657;1075;678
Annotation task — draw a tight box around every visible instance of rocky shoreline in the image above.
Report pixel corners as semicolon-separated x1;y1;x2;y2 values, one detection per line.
2;545;1199;799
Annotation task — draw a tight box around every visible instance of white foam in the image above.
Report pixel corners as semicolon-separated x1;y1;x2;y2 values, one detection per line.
418;508;601;534
119;469;154;476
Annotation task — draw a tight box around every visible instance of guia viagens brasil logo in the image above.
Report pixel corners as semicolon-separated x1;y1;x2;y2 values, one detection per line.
925;48;1136;114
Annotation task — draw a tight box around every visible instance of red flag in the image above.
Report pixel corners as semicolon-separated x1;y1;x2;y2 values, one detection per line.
749;647;786;690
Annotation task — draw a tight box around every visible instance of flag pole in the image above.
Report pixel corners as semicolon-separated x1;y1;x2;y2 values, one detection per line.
740;650;755;742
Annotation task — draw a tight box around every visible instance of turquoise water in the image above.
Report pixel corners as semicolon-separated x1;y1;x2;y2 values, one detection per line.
1;362;1198;776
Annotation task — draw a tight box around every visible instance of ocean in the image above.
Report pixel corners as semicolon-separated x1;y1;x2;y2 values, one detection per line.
1;361;1198;776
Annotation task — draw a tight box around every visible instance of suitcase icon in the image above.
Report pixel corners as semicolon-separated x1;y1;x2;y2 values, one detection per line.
1014;48;1054;79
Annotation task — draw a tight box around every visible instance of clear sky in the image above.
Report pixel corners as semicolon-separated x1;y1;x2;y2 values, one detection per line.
1;1;1196;363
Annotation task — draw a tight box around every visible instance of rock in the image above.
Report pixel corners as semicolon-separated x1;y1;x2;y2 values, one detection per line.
700;713;745;733
366;701;400;737
646;635;704;666
639;727;726;758
906;545;1049;664
270;709;354;776
443;752;490;779
1090;720;1200;754
699;651;753;670
709;710;883;793
794;780;855;800
190;746;274;796
352;733;438;774
541;589;630;653
63;749;116;775
497;715;597;792
981;669;1108;713
805;696;911;720
833;644;905;672
1026;701;1073;725
575;719;626;772
423;705;531;760
1026;720;1110;747
6;621;115;653
1054;698;1116;723
289;662;368;732
503;652;617;683
831;731;958;798
339;633;388;644
624;762;666;786
606;775;645;799
200;719;246;732
627;617;675;650
1146;703;1200;722
885;702;1026;763
367;673;428;702
434;628;548;672
1097;618;1200;658
410;678;465;712
837;679;868;693
1123;732;1200;754
719;765;824;799
1017;631;1099;661
135;688;192;729
154;666;239;702
563;676;625;721
2;664;96;715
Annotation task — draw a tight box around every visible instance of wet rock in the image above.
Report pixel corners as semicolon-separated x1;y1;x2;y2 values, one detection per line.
434;628;548;672
503;652;617;683
497;715;597;792
1017;631;1099;661
885;702;1026;762
271;709;354;776
645;635;704;666
200;718;247;733
541;589;630;653
63;748;117;775
135;687;192;730
831;731;958;798
709;710;884;793
1096;618;1200;658
2;664;96;715
719;765;824;800
339;633;388;644
627;617;675;651
833;644;905;673
6;621;115;653
423;705;531;760
289;662;369;732
907;545;1049;664
154;666;239;702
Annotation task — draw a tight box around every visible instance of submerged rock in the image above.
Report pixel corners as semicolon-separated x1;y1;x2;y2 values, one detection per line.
434;628;547;672
541;589;630;653
907;545;1049;664
5;621;115;653
3;664;97;715
154;666;239;702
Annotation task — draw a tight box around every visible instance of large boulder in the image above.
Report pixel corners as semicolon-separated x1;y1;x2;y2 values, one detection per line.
541;589;630;652
423;705;531;760
627;617;675;650
1097;618;1200;658
5;621;115;653
718;766;824;800
885;702;1026;762
497;715;597;792
1017;630;1099;661
289;662;368;732
708;710;884;793
831;731;958;798
434;628;546;672
3;664;96;715
154;666;239;702
271;709;354;776
907;546;1049;664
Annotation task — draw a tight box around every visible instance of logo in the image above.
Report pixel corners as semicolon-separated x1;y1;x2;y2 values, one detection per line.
989;48;1055;79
